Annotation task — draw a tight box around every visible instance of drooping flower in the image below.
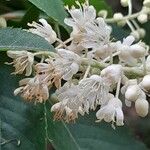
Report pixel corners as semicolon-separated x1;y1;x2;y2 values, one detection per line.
51;82;86;122
79;75;109;110
28;19;57;44
64;1;96;41
101;64;123;89
54;49;81;81
96;97;124;127
117;35;146;66
35;61;61;89
14;75;49;103
81;17;112;49
7;50;34;76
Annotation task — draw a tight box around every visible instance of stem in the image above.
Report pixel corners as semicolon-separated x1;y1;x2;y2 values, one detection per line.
0;139;20;146
56;38;67;48
34;51;56;57
128;0;132;16
115;77;121;98
43;102;52;146
102;51;121;63
142;57;147;75
106;11;146;23
0;11;25;20
126;20;135;32
55;23;61;39
55;37;73;49
131;19;140;29
81;58;145;78
83;65;91;79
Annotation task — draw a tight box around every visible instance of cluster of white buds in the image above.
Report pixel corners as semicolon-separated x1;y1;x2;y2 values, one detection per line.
6;0;150;128
100;0;150;40
121;78;149;117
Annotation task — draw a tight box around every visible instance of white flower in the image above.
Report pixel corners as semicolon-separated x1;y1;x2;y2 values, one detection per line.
101;64;123;88
54;49;81;80
135;99;149;117
51;83;86;122
94;42;116;60
35;62;61;88
79;75;109;109
117;35;146;66
81;17;111;49
64;1;96;40
14;76;49;103
28;19;57;44
7;50;34;76
96;98;124;126
141;75;150;91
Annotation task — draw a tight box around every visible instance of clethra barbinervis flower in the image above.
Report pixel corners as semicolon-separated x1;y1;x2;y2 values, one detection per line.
28;19;57;44
117;35;146;66
14;75;49;103
7;50;34;76
81;17;112;50
79;75;110;110
51;82;85;122
101;64;123;89
96;97;124;127
64;1;96;41
54;49;81;81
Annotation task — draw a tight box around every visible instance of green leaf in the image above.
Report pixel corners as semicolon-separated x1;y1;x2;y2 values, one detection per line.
0;53;46;150
0;52;147;150
46;105;148;150
0;28;54;51
28;0;68;29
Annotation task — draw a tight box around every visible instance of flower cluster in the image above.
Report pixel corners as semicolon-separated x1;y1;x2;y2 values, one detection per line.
6;0;150;128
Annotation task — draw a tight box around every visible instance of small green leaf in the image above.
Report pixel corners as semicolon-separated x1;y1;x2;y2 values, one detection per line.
28;0;68;29
0;28;54;51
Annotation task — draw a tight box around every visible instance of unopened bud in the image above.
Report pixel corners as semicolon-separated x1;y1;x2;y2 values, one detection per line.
125;85;140;102
120;0;129;7
130;43;146;58
130;30;140;41
143;0;150;8
138;28;146;38
135;99;149;117
113;13;126;26
141;75;150;91
98;10;108;18
137;13;148;24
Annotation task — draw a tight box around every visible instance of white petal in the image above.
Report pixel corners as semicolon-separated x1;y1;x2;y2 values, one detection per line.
116;108;124;126
123;35;135;46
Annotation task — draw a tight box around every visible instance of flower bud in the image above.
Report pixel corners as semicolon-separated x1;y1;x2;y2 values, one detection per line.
141;75;150;91
143;0;150;8
125;85;140;102
137;13;148;24
130;31;140;41
130;43;146;58
135;99;149;117
98;10;108;18
120;0;128;7
138;28;146;38
113;13;126;26
113;13;124;21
